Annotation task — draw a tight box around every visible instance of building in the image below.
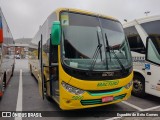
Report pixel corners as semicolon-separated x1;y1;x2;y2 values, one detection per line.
14;38;31;59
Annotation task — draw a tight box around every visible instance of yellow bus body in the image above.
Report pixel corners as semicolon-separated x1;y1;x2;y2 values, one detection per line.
29;8;133;110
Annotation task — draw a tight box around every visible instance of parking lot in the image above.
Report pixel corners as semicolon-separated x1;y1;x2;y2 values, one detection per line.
0;59;160;120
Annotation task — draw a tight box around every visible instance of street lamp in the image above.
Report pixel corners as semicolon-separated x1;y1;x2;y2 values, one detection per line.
124;19;127;22
144;11;150;16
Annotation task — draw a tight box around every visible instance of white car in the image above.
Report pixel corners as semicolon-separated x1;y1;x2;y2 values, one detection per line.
16;55;20;59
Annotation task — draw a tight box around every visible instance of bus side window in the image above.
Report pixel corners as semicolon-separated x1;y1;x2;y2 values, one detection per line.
124;26;146;54
146;37;160;65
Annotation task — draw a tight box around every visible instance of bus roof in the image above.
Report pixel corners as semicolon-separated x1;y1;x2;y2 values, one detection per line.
123;15;160;28
53;8;118;21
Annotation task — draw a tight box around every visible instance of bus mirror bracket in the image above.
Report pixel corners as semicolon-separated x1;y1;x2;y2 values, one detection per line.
51;21;61;45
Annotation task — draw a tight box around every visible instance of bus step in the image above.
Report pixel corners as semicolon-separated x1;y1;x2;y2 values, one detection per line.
55;89;59;93
55;92;59;96
55;96;59;102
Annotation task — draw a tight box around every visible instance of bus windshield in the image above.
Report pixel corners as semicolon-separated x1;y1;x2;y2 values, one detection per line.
61;12;132;71
141;20;160;64
141;20;160;37
141;20;160;53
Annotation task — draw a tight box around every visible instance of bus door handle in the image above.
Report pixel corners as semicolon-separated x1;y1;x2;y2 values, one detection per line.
147;72;151;75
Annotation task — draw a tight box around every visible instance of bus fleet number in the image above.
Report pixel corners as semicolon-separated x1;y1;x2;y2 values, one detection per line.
72;96;83;100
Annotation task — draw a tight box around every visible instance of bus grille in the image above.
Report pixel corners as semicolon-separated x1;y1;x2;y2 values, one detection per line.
81;94;126;106
88;87;123;96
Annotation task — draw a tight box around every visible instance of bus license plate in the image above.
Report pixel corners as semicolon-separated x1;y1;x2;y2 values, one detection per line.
102;96;113;103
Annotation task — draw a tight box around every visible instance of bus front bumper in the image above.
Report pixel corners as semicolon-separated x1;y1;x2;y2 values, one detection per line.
60;85;132;110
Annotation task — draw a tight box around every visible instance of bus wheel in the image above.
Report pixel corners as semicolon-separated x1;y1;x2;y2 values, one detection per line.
132;75;146;97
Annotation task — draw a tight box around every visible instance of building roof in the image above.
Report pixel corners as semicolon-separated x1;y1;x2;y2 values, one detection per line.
15;38;32;44
9;43;29;47
14;38;31;47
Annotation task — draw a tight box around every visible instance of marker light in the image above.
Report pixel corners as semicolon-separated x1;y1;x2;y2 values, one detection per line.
61;81;85;95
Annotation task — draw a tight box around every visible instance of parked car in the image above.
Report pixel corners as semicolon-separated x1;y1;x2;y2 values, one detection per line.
16;54;20;59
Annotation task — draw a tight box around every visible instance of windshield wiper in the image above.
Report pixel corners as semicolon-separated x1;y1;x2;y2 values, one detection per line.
111;49;126;73
90;31;102;71
104;33;126;73
105;33;111;61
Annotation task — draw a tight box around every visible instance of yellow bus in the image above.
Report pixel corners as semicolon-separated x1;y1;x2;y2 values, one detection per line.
29;8;133;110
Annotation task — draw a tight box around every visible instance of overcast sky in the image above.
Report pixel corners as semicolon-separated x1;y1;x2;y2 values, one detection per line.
0;0;160;39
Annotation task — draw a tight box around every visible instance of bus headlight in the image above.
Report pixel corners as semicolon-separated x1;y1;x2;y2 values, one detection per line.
61;81;85;95
124;80;133;89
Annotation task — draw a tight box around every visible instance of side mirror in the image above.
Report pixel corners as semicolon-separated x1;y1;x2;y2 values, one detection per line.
51;21;61;45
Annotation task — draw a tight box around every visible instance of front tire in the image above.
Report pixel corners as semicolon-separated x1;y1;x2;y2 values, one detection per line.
132;75;146;97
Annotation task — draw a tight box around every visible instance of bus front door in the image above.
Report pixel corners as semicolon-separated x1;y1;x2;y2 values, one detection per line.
50;45;59;101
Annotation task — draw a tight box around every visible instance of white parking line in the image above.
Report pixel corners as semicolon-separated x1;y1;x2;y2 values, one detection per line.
122;101;160;111
15;69;23;120
105;98;160;120
104;101;143;120
122;101;143;111
143;105;160;111
105;101;143;120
